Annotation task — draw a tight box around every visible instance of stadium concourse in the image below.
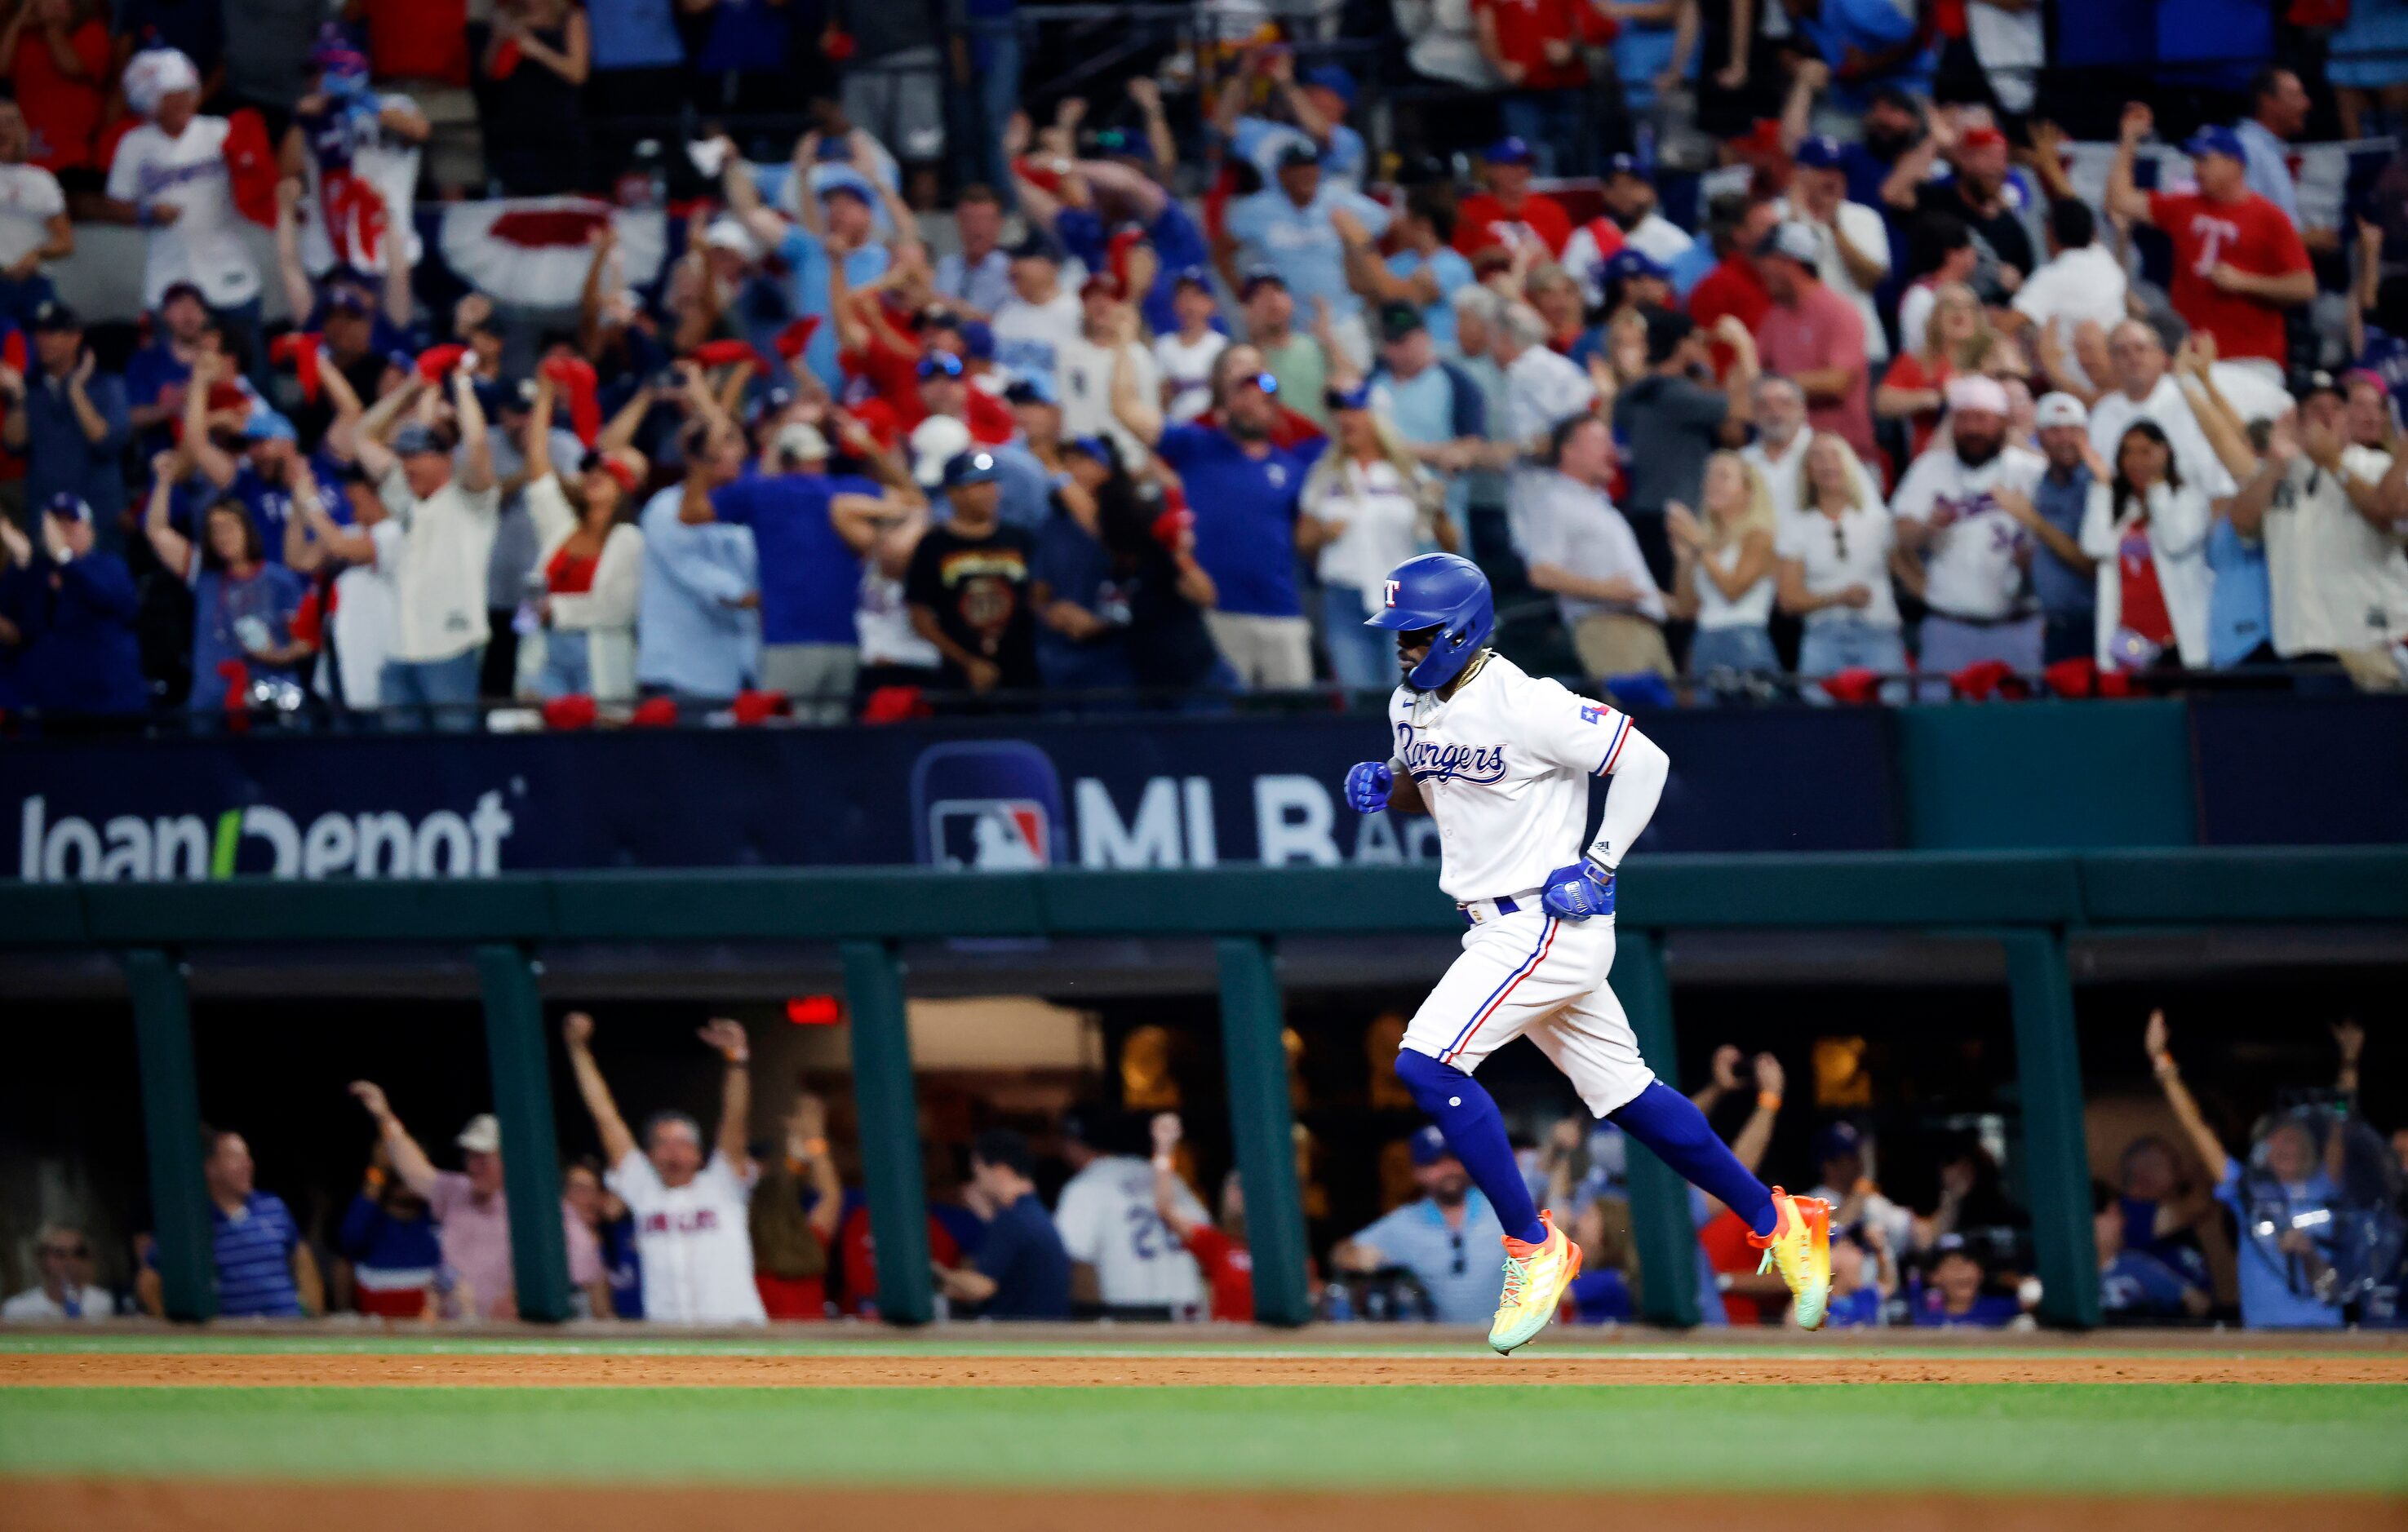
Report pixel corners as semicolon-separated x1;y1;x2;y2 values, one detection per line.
2;1327;2405;1532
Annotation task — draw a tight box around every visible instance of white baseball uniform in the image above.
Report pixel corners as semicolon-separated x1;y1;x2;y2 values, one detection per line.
1386;653;1670;1117
1053;1154;1209;1310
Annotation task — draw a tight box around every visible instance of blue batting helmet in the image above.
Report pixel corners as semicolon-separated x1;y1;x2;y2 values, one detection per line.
1365;552;1493;692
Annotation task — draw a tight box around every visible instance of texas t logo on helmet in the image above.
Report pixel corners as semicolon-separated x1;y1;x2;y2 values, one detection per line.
1367;552;1495;691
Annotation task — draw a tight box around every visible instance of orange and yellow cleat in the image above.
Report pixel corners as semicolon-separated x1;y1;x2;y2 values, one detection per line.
1489;1210;1582;1354
1748;1187;1834;1329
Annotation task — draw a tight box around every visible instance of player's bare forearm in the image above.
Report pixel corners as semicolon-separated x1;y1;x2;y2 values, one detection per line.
1386;772;1428;815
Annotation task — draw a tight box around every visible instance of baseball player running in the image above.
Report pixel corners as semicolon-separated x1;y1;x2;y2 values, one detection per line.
1346;552;1830;1353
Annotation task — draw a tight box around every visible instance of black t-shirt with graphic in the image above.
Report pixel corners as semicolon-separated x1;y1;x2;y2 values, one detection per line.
903;520;1040;690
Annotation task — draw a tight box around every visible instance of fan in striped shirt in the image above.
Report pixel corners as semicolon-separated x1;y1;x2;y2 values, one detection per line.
203;1127;320;1318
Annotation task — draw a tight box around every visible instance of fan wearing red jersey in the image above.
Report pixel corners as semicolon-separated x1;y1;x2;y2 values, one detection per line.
1151;1112;1255;1322
2105;105;2312;370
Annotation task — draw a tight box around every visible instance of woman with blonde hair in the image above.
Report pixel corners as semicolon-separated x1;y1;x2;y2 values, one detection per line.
1667;450;1779;693
1298;383;1458;691
1876;282;1991;462
1776;432;1906;694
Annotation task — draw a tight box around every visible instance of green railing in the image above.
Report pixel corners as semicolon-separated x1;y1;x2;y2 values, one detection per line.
7;847;2404;1330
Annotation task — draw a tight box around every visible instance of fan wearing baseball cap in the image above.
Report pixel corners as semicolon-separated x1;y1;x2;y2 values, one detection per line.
1330;1126;1510;1326
2024;392;2106;665
1452;137;1572;259
1884;119;2035;306
1753;220;1877;462
1222;130;1394;348
1058;272;1162;464
1889;373;2050;688
2105;103;2313;370
0;492;148;715
902;449;1040;698
710;407;923;721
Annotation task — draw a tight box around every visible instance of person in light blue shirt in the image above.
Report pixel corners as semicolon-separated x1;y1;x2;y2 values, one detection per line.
1667;236;1719;301
1376;186;1475;350
1222;143;1391;326
635;430;760;700
1369;303;1486;546
2235;68;2310;230
2202;516;2274;668
1219;60;1368;184
713;139;894;392
1332;1127;1508;1325
933;184;1013;316
2151;1012;2347;1329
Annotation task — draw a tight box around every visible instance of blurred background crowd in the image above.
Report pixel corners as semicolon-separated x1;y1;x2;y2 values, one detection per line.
0;0;2401;728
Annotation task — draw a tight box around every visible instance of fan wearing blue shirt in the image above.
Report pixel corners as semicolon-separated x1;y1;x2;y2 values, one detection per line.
636;425;761;701
1029;157;1216;343
712;135;894;392
203;1127;321;1318
1111;340;1327;689
182;405;347;565
1359;186;1476;350
1368;302;1486;547
2149;1012;2347;1328
2093;1180;2210;1322
0;494;149;715
1223;61;1368;186
8;302;130;532
1221;141;1392;329
712;420;916;720
933;1129;1071;1319
1909;1239;2023;1327
1789;0;1934;110
1331;1127;1509;1326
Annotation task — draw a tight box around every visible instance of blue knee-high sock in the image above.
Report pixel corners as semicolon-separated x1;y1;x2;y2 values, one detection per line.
1609;1080;1779;1238
1395;1048;1548;1245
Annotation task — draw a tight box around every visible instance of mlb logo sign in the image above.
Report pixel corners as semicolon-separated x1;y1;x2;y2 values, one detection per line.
927;799;1051;871
910;740;1067;871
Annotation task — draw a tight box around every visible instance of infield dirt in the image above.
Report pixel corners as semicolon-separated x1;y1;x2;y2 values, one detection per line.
7;1481;2407;1532
5;1349;2404;1387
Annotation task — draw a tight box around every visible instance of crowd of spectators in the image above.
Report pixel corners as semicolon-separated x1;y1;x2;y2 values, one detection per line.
0;2;2402;727
7;1007;2397;1328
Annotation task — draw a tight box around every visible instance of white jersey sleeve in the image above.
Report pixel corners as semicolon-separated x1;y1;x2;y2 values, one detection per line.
1514;674;1670;872
1053;1171;1106;1264
1518;675;1639;780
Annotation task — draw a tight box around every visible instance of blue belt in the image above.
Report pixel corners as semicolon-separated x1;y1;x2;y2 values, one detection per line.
1459;894;1520;927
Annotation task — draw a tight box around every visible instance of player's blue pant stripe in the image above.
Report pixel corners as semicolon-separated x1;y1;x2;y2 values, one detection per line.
1595;715;1630;776
1443;915;1556;1062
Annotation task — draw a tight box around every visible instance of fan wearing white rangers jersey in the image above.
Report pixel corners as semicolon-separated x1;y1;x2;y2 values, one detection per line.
1346;553;1830;1353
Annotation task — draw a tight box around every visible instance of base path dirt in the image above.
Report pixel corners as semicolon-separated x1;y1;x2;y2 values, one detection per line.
8;1481;2407;1532
5;1351;2404;1388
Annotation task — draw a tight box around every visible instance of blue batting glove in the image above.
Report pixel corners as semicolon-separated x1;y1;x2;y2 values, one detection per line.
1345;760;1394;814
1541;860;1615;921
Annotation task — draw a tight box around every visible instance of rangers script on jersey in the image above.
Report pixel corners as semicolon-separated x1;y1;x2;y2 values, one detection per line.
1386;653;1639;902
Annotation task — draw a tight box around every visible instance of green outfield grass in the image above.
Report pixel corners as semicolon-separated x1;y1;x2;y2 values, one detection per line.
2;1335;2403;1496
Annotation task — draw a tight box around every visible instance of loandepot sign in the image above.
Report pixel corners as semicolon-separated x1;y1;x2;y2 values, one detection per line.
18;793;516;883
